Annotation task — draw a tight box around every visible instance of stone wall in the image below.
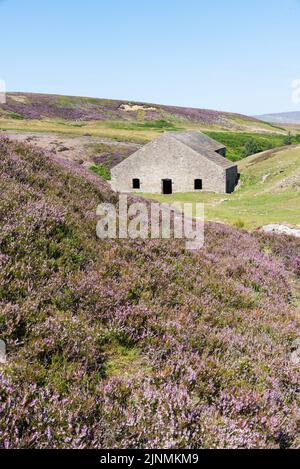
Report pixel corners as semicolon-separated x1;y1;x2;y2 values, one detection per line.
111;134;237;194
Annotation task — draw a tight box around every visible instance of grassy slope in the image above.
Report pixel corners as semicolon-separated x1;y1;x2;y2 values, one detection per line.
1;137;300;448
140;145;300;229
1;93;296;169
204;131;300;161
0;92;285;145
0;117;164;144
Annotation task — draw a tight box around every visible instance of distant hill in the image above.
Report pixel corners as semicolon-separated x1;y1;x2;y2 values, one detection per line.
255;111;300;125
0;92;281;133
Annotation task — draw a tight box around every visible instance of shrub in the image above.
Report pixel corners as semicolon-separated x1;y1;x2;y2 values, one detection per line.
8;112;25;120
242;138;261;157
234;219;245;229
283;132;292;146
90;164;111;181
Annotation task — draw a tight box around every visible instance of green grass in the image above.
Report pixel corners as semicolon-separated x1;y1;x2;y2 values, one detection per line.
140;146;300;230
105;345;140;376
90;142;117;154
203;131;299;161
1;108;299;167
291;275;300;309
52;95;116;107
1;116;291;152
0;118;156;143
90;164;111;180
230;115;286;132
0;119;291;155
8;111;26;120
104;342;151;378
105;119;183;131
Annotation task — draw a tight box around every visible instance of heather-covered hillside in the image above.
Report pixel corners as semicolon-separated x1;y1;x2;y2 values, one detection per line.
0;137;300;449
0;92;280;133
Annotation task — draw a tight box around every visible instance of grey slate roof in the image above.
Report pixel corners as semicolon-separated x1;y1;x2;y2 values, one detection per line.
168;131;235;169
170;131;225;152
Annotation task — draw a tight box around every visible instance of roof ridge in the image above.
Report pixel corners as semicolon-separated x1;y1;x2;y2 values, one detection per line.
167;131;235;169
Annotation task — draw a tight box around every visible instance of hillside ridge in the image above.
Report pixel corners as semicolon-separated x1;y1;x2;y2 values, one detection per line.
256;111;300;125
0;92;281;133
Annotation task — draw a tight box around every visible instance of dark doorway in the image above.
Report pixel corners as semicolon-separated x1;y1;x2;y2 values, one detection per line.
226;178;235;194
132;178;140;189
162;179;172;194
194;179;203;190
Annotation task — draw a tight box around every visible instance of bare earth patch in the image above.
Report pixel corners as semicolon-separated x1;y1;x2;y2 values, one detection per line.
1;130;139;169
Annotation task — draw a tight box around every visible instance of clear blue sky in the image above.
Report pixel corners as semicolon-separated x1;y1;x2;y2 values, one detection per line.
1;0;300;115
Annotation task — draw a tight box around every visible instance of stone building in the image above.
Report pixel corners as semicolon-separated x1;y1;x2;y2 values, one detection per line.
111;131;238;194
